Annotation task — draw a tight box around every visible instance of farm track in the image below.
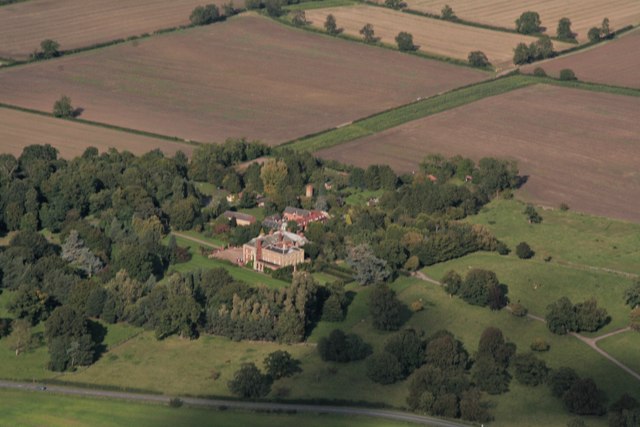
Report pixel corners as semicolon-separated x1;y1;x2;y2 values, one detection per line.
417;272;640;383
0;380;470;427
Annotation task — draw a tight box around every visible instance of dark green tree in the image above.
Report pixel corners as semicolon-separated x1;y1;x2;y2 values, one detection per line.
515;11;542;34
546;297;577;335
515;241;534;259
468;51;491;67
366;351;404;384
396;32;418;51
227;363;272;398
324;14;343;35
53;95;74;118
317;329;371;362
360;23;380;43
562;378;607;415
189;4;221;25
263;350;301;379
441;4;456;20
425;330;469;372
512;352;549;386
524;204;542;224
264;0;283;17
548;367;579;398
384;329;425;376
624;281;640;308
369;284;407;331
557;17;575;40
559;69;577;81
442;270;462;295
39;39;60;59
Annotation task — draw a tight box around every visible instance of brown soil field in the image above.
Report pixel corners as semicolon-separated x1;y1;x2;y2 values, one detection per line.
0;15;487;145
305;6;571;70
396;0;640;43
523;28;640;89
0;107;194;159
317;85;640;222
0;0;236;60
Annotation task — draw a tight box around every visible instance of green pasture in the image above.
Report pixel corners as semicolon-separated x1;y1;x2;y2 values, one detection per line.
0;389;416;427
597;330;640;375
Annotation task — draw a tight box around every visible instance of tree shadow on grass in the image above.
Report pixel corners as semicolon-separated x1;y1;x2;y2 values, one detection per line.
87;319;107;362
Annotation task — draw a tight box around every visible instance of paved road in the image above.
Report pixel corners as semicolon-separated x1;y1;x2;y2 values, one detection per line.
0;380;470;427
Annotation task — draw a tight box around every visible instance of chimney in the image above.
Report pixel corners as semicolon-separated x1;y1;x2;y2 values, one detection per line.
256;239;262;262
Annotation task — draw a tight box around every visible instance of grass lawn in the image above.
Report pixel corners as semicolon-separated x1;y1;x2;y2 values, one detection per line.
175;230;226;248
597;330;640;375
168;236;288;288
344;189;384;207
0;389;416;427
467;198;640;275
424;252;633;333
237;206;266;222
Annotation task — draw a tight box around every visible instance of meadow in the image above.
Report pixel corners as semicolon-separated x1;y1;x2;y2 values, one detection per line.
0;15;486;145
0;389;416;427
317;84;640;222
304;5;571;70
597;331;640;375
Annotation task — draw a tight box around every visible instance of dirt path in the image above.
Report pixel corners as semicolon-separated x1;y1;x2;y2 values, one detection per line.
171;232;221;249
0;380;470;427
416;272;640;383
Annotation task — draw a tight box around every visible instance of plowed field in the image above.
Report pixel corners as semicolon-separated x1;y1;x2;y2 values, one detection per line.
396;0;640;43
0;15;487;145
305;6;571;70
317;85;640;222
0;107;194;159
523;28;640;89
0;0;232;60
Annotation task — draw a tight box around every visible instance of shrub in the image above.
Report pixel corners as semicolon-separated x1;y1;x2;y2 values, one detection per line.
468;51;491;68
509;303;528;317
496;242;510;255
559;69;577;81
515;11;542;34
169;398;184;408
530;338;550;352
515;242;534;259
524;204;542;224
395;32;418;52
533;67;547;77
559;202;570;211
53;95;74;118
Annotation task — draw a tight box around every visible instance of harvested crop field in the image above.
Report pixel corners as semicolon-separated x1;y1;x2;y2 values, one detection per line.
305;6;571;70
523;29;640;89
0;107;194;159
317;85;640;222
0;0;233;61
0;15;488;145
396;0;640;43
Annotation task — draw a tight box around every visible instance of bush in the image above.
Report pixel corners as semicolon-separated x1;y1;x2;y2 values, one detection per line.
588;26;601;42
559;202;570;211
524;204;542;224
515;242;534;259
395;32;418;52
384;0;406;10
168;397;184;408
509;303;528;317
559;69;578;81
53;95;74;118
533;67;547;77
530;338;550;352
496;242;510;255
468;51;491;68
515;11;542;34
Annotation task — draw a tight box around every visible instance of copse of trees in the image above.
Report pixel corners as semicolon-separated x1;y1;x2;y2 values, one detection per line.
367;328;425;384
471;327;516;394
557;17;575;40
588;18;612;42
189;4;222;25
32;39;60;60
512;352;549;386
447;269;508;310
513;36;555;65
545;297;609;334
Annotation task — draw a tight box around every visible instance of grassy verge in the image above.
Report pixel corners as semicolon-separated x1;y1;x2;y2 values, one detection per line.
280;75;532;152
0;389;416;427
285;0;356;10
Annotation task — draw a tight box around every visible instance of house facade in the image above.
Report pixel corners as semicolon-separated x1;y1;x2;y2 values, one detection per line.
242;231;307;272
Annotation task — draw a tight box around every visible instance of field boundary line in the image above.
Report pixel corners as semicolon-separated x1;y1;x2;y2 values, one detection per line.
0;102;203;148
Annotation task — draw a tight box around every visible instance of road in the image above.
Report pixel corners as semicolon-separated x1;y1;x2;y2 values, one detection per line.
0;380;470;427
